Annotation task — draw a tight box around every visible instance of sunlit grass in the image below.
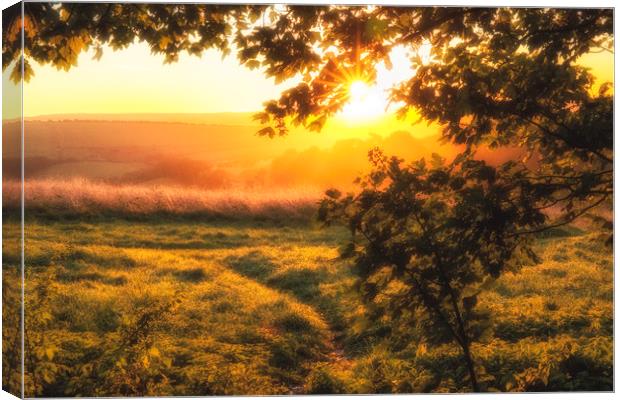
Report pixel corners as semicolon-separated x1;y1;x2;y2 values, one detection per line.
2;217;612;395
4;179;321;220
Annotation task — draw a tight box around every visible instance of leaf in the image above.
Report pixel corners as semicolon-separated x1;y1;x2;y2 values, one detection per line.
93;46;104;61
8;59;28;83
245;59;260;70
307;115;326;132
158;35;171;50
252;112;270;124
325;188;342;199
257;127;276;137
67;36;84;53
9;61;20;83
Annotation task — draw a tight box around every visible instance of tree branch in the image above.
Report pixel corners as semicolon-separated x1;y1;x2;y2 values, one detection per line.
511;193;610;236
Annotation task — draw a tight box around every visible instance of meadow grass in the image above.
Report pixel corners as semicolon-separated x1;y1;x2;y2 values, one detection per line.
1;214;613;395
3;179;321;220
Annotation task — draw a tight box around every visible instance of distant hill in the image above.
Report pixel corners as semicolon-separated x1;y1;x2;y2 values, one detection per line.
24;112;258;126
2;114;529;189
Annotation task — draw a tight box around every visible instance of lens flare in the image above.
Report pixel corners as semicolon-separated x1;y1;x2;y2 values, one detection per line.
340;80;386;122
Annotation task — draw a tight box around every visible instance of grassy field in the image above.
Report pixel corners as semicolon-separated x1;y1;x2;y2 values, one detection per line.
2;214;613;396
2;179;321;220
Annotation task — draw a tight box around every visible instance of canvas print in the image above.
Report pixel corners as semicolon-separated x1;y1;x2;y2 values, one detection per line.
2;2;614;397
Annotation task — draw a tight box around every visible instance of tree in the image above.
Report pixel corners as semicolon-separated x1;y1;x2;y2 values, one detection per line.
3;4;612;228
3;5;613;391
319;149;545;391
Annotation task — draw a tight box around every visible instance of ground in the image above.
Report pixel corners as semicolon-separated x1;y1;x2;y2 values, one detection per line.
1;217;613;396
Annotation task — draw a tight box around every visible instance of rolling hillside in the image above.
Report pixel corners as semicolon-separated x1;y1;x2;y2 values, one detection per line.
3;113;524;190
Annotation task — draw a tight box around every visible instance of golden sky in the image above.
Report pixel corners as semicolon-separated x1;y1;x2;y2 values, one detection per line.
20;43;295;117
13;41;419;121
2;38;613;122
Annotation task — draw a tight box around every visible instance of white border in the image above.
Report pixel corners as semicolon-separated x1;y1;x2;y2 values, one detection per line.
0;1;616;400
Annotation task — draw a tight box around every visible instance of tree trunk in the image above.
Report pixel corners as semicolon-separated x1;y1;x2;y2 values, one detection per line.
460;339;479;392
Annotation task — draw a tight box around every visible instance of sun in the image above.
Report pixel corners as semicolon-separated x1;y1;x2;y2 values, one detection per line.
339;80;387;122
337;45;418;124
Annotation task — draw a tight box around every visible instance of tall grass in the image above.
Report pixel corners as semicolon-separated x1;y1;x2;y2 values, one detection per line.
3;217;611;395
3;179;322;220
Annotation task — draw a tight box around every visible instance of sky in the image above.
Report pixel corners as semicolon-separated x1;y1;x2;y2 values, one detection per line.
19;43;296;117
2;33;614;122
12;41;419;121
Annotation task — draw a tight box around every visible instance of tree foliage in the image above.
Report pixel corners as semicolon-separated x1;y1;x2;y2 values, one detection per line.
319;150;547;390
